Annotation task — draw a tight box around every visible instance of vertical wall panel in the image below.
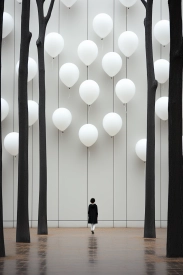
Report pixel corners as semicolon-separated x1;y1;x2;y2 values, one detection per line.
28;2;39;227
160;0;169;226
13;1;22;227
30;1;39;227
44;0;59;227
58;0;87;225
114;1;127;223
152;0;161;227
126;2;147;225
2;1;15;227
88;0;114;226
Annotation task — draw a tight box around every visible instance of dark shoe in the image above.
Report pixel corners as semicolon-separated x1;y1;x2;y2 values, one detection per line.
92;231;94;234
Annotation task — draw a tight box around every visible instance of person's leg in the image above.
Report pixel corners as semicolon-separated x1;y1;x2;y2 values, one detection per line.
93;224;96;231
91;224;93;231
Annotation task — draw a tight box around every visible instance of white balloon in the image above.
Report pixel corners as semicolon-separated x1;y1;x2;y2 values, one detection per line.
119;0;137;8
93;13;113;39
16;57;38;82
103;113;122;136
52;108;72;131
59;63;79;88
3;12;14;39
28;100;38;126
154;20;170;46
115;79;135;104
60;0;77;8
154;59;169;84
79;124;98;147
79;80;100;105
135;139;147;162
4;132;19;156
78;40;98;66
155;97;168;121
1;98;9;122
16;0;22;3
102;52;122;77
118;31;139;57
45;33;64;58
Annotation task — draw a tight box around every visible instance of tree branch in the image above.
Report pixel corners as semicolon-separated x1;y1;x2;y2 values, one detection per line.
141;0;147;8
36;38;41;46
45;0;55;25
152;80;158;91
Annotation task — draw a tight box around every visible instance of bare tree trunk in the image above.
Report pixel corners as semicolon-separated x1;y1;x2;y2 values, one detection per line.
16;0;32;243
167;0;183;257
141;0;158;238
36;0;55;235
0;0;5;257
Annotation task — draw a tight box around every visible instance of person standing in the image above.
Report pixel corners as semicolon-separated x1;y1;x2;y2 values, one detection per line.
88;198;98;234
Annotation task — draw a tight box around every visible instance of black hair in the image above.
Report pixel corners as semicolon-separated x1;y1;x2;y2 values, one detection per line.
90;198;95;203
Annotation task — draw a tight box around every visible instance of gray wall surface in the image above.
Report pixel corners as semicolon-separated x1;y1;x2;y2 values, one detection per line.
2;0;169;228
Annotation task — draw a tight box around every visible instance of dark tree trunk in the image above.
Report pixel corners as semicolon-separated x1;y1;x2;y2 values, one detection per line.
141;0;158;238
167;0;183;257
16;0;32;243
0;0;5;257
36;0;55;235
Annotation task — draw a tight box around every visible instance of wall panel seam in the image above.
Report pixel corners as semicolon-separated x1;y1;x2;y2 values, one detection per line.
160;0;162;228
13;0;16;228
125;6;128;228
58;0;61;228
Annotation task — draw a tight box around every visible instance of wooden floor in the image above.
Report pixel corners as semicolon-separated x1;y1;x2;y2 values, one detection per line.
0;228;183;274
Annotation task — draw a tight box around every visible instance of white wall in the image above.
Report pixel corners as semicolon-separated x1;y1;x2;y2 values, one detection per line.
2;0;169;228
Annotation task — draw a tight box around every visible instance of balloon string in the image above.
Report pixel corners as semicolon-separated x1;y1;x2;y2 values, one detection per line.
51;58;54;70
88;105;91;114
88;149;90;158
68;91;71;100
124;103;127;114
63;7;69;31
161;84;164;96
101;39;104;52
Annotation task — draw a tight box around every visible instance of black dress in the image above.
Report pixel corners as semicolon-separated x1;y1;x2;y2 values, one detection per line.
88;204;98;224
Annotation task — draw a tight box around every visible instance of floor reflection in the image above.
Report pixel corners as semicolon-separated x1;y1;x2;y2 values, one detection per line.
88;236;98;264
0;260;4;274
144;239;156;275
16;243;30;275
38;236;47;274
